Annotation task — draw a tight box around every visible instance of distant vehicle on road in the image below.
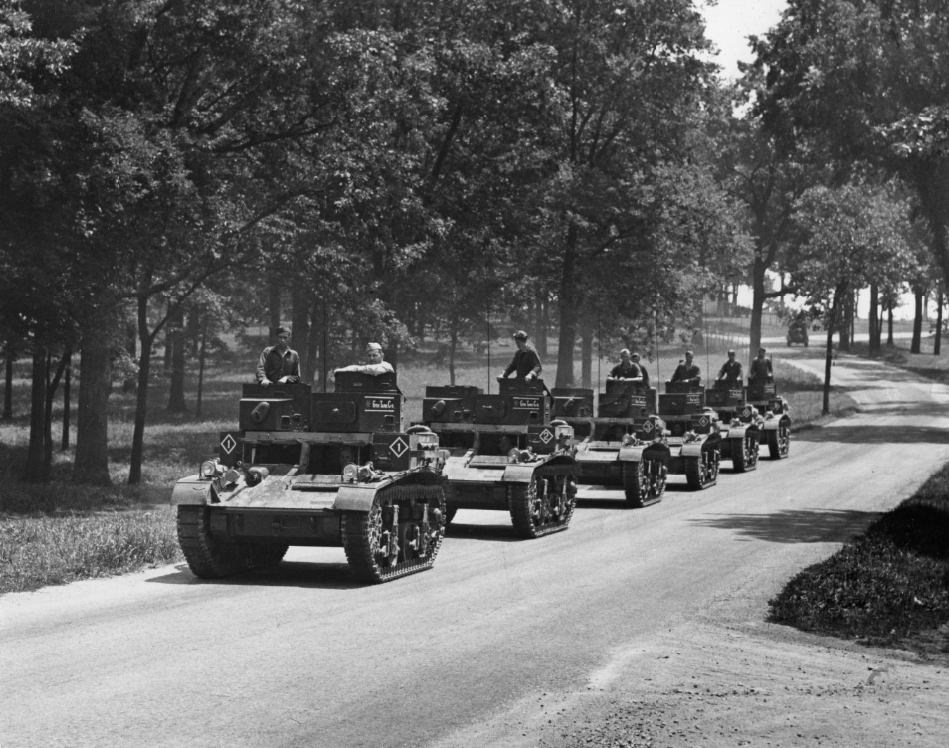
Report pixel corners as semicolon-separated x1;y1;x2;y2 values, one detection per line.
786;319;809;347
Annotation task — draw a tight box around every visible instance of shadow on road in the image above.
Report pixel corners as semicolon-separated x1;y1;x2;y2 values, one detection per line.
688;507;880;544
446;522;521;541
795;425;949;444
147;561;367;590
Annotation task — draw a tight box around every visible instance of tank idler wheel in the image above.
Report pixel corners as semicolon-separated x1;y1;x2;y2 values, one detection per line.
509;472;576;539
685;449;719;490
622;460;649;508
767;422;791;459
341;483;446;584
177;505;255;579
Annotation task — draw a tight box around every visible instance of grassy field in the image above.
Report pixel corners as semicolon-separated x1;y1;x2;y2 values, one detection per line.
0;327;858;594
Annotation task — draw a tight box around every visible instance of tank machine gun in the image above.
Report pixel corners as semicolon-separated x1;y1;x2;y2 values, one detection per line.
656;381;721;489
421;378;578;538
172;372;448;584
551;381;668;508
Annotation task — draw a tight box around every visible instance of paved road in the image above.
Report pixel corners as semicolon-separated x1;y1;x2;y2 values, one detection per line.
2;352;949;747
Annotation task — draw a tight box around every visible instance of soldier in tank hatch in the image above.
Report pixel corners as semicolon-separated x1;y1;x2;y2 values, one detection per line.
334;342;395;376
498;330;542;382
716;349;743;385
607;349;643;382
256;326;301;387
670;349;701;385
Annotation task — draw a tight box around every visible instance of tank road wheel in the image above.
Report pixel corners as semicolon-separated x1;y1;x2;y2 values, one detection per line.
622;460;649;509
744;432;760;471
509;471;576;539
341;483;446;584
646;459;667;503
177;505;255;579
685;448;719;490
767;422;791;460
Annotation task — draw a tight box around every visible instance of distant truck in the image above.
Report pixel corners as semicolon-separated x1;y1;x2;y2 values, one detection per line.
172;372;448;584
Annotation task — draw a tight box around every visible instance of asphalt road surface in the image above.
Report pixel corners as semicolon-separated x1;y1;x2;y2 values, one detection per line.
3;350;949;747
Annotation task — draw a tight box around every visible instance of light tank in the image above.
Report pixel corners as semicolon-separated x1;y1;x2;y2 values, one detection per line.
746;378;792;459
421;378;578;538
172;372;447;583
551;381;668;508
656;382;721;489
705;381;761;473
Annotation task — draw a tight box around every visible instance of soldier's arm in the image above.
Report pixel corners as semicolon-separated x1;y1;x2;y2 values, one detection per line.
256;348;271;384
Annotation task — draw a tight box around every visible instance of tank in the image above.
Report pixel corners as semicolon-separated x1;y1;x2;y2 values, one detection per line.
656;382;721;489
551;381;669;508
786;318;809;347
421;378;578;538
746;378;792;459
171;372;447;584
705;381;761;473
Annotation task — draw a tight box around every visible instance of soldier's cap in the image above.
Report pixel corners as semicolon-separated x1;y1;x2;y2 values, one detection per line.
275;326;291;336
728;349;736;355
366;342;383;352
620;348;630;357
512;330;528;341
631;351;640;358
685;349;694;356
758;347;767;353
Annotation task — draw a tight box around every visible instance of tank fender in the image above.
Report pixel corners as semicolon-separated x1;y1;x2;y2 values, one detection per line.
618;445;646;462
445;455;474;481
171;476;212;506
333;481;390;512
761;414;790;432
501;464;538;483
680;442;706;458
727;424;749;440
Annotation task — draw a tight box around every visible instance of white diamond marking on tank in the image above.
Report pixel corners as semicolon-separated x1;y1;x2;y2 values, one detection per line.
389;437;409;458
220;434;237;454
538;428;553;444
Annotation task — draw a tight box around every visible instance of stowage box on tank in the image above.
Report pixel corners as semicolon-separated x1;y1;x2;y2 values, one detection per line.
174;374;448;584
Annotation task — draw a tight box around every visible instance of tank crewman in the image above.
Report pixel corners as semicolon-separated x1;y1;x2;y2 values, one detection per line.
748;347;774;383
334;342;395;376
631;352;650;388
256;326;301;387
716;349;743;385
607;348;643;382
670;349;701;386
498;330;542;381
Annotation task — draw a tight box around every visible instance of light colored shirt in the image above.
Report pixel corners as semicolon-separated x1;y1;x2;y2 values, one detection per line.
335;361;395;376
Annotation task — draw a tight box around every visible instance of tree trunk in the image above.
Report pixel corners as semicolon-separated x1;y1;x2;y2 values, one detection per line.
868;283;880;356
268;277;282;335
306;302;320;383
838;293;852;353
195;319;207;419
749;254;767;356
555;223;579;387
534;291;547;358
129;293;157;486
887;305;894;346
822;288;842;416
167;304;187;412
73;329;113;485
291;282;310;380
2;346;13;419
580;327;593;389
936;291;944;356
61;348;71;451
122;320;137;393
911;289;923;354
24;344;49;483
43;349;68;475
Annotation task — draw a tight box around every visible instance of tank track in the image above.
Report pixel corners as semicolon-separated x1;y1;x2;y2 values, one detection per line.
509;465;577;539
623;458;664;508
684;446;720;490
341;482;446;584
177;505;289;579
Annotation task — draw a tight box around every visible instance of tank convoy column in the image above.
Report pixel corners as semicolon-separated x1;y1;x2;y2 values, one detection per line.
172;372;448;584
421;378;578;538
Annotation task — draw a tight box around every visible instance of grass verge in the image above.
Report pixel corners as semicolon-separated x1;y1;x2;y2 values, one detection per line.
769;464;949;658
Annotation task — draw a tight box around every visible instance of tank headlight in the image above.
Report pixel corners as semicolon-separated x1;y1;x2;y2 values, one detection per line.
201;459;220;478
342;463;358;483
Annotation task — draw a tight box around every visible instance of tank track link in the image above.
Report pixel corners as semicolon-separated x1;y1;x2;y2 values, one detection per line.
509;465;577;539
